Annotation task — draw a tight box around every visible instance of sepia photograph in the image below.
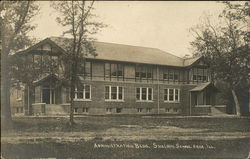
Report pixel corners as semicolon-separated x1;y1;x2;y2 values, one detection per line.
1;1;250;159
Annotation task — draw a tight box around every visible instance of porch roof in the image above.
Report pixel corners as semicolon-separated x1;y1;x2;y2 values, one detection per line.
33;74;61;86
190;82;218;92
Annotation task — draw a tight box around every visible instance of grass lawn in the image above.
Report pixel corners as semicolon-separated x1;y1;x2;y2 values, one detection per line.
1;115;250;159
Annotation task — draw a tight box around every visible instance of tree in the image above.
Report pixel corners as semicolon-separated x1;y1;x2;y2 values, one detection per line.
0;1;39;128
190;2;250;116
51;1;105;125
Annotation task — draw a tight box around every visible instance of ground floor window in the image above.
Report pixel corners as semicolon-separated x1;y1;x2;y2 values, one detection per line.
164;88;180;102
136;87;153;101
105;86;124;101
74;84;91;100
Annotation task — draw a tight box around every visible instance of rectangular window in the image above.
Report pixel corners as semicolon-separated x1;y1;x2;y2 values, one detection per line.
136;87;153;101
74;108;78;113
169;89;174;101
105;63;111;78
164;88;180;102
116;108;122;113
135;65;153;80
137;108;143;113
136;88;140;100
165;108;170;112
146;108;151;113
169;71;173;80
85;61;91;77
74;84;91;100
110;63;124;78
105;86;124;101
106;108;112;113
175;89;179;101
82;108;88;113
164;89;168;101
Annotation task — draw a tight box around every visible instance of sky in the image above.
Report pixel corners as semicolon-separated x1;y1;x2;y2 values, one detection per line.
29;1;225;57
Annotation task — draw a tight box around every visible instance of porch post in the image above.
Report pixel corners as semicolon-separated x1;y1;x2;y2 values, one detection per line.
189;92;192;116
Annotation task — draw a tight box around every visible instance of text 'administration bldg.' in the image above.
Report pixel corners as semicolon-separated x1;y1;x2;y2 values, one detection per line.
12;37;224;116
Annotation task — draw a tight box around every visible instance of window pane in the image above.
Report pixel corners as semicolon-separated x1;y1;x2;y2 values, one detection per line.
111;87;117;99
105;63;110;77
141;72;147;78
164;89;168;100
136;88;140;100
118;87;123;100
147;72;152;79
163;73;168;80
111;64;117;77
169;89;174;101
193;75;197;80
117;64;123;77
85;62;91;76
105;86;110;99
135;72;140;78
174;73;179;80
85;92;90;99
175;89;179;101
141;88;147;100
169;71;173;80
77;92;83;99
148;88;152;100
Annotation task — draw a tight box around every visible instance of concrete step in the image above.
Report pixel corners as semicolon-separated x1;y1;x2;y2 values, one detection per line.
210;107;229;116
45;104;69;115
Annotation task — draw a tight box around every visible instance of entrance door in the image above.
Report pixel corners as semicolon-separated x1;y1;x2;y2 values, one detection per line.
42;88;55;104
42;89;50;104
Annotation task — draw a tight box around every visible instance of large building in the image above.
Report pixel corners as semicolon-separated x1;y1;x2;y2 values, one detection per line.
11;37;225;116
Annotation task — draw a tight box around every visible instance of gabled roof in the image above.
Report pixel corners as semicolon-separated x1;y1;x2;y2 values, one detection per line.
17;37;201;67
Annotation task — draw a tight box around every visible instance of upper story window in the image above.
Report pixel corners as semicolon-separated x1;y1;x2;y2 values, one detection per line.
105;63;124;79
78;61;92;77
135;65;153;80
136;87;153;101
163;69;179;81
164;88;180;102
191;68;209;82
74;84;91;100
105;86;124;101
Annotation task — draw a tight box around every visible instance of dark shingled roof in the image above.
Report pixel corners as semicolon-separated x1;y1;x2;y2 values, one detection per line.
20;37;201;67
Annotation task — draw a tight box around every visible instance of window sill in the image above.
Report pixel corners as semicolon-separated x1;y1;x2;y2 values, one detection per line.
136;100;154;102
105;100;124;102
73;99;92;102
164;101;180;103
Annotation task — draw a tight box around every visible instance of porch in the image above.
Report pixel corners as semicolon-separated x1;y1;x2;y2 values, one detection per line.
31;74;70;115
189;82;227;116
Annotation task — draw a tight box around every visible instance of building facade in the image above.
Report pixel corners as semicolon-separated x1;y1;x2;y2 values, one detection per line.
11;37;224;116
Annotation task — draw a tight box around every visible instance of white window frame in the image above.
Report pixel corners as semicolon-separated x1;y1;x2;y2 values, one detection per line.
74;84;92;101
105;86;124;101
164;88;180;103
136;87;153;102
82;107;89;113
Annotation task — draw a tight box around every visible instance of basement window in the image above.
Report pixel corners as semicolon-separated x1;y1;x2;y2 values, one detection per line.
116;108;122;113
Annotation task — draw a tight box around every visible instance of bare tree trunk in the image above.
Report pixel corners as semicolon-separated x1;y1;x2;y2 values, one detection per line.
231;89;241;116
1;49;13;129
69;62;77;126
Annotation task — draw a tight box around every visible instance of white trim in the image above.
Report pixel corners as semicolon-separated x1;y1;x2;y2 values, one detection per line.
164;88;180;103
105;85;124;101
74;84;91;100
136;87;153;101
